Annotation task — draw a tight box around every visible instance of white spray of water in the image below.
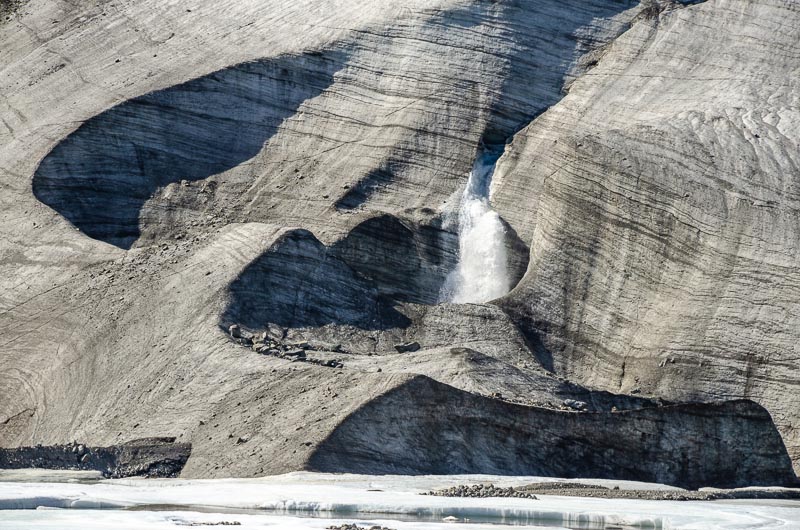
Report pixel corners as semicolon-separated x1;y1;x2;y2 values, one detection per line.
440;152;510;303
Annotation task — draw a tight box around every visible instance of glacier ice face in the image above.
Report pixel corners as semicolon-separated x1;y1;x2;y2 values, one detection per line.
2;0;800;486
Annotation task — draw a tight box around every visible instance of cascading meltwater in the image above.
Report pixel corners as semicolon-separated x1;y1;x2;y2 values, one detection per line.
440;150;510;303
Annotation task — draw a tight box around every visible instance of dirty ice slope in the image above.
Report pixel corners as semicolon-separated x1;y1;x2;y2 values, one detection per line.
1;0;799;484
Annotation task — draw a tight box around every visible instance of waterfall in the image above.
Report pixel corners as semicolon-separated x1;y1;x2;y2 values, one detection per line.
440;150;510;304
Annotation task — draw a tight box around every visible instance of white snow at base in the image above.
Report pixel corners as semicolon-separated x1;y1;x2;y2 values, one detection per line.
0;472;799;530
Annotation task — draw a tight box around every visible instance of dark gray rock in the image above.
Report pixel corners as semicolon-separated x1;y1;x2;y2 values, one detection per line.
394;342;420;353
424;484;537;500
563;399;588;411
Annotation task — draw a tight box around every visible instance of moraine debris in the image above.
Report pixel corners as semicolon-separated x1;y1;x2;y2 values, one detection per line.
227;325;345;368
422;483;538;500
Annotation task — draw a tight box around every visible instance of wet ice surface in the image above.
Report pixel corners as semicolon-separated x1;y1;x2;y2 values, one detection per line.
0;510;571;530
1;471;799;529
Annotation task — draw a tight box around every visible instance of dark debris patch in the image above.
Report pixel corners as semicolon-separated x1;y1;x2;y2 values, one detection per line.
0;0;25;17
0;437;191;478
228;324;345;368
422;483;538;500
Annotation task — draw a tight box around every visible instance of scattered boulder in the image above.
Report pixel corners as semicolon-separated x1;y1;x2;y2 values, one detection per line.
285;348;306;359
323;359;344;368
228;324;241;339
394;341;420;353
563;399;588;411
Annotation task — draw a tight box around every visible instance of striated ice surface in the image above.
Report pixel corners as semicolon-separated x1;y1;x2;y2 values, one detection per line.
1;472;800;529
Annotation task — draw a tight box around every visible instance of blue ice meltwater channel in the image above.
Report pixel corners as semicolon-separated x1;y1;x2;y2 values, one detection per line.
440;149;510;303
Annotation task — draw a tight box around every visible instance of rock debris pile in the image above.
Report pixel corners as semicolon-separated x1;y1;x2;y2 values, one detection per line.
0;438;191;478
484;392;592;412
422;484;538;500
228;325;345;368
